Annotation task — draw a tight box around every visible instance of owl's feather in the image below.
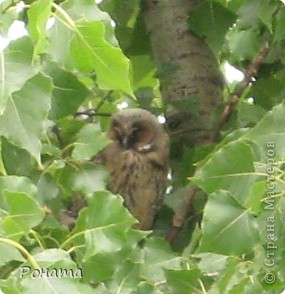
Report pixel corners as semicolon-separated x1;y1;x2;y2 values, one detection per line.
98;109;169;230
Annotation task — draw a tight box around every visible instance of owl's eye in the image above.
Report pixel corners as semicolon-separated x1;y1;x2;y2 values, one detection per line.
131;125;156;152
127;128;139;147
130;129;138;141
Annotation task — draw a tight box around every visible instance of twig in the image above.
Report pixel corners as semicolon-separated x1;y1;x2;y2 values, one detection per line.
166;187;199;243
74;90;113;119
94;91;113;112
166;42;271;244
211;42;270;141
74;109;112;118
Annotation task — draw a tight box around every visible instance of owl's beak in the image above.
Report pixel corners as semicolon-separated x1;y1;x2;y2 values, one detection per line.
122;136;129;149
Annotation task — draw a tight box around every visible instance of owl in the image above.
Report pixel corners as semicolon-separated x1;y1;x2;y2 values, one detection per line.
97;108;169;230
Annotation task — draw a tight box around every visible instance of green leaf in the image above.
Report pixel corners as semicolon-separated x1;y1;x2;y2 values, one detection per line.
210;257;247;294
21;279;94;294
243;181;266;215
68;191;137;252
127;16;152;57
31;248;77;267
245;101;285;159
15;249;93;293
195;128;250;170
72;165;108;194
55;163;106;198
0;2;20;36
57;117;85;145
2;191;45;240
257;0;277;33
72;124;110;161
238;102;267;127
200;190;260;255
188;1;236;54
165;269;202;294
250;76;284;110
238;0;261;28
227;27;260;61
100;0;140;29
70;20;133;95
37;174;59;205
194;252;230;274
0;138;7;175
131;55;158;90
82;252;117;283
1;138;34;177
113;259;140;290
192;140;263;205
44;61;91;119
0;274;22;293
0;73;52;164
135;87;154;109
138;238;183;283
0;243;25;266
136;282;155;294
0;176;38;209
81;230;147;284
100;0;142;52
273;7;285;42
0;38;35;112
47;14;75;70
28;0;51;57
68;192;147;283
63;0;118;46
193;103;285;213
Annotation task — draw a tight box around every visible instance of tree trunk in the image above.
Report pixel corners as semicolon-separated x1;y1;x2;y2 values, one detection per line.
143;0;223;146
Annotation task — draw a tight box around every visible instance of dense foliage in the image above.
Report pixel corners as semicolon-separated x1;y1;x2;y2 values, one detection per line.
0;0;285;293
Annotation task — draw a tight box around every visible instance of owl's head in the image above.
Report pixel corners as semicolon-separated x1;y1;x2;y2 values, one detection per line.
108;109;164;152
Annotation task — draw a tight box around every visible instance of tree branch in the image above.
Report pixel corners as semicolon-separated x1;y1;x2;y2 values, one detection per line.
94;91;113;112
211;42;270;142
166;42;271;244
74;109;112;118
166;187;199;243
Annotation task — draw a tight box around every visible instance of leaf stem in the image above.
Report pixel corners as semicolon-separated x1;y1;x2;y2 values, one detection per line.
0;237;40;270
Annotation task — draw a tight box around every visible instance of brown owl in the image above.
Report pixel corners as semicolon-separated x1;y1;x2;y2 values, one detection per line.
97;108;169;230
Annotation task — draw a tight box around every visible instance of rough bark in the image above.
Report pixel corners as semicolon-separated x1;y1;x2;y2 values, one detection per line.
143;0;223;146
143;0;224;242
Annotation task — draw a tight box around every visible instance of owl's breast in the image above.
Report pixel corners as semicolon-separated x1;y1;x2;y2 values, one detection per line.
109;149;165;195
108;150;153;192
99;141;168;229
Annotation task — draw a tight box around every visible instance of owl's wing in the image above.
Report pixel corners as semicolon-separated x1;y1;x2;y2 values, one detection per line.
93;142;120;165
93;151;104;164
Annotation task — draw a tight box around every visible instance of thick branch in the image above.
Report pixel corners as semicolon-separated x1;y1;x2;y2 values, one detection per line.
143;0;224;244
166;42;271;244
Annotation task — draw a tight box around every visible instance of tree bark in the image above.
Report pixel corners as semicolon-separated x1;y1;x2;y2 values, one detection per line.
143;0;224;241
143;0;223;146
